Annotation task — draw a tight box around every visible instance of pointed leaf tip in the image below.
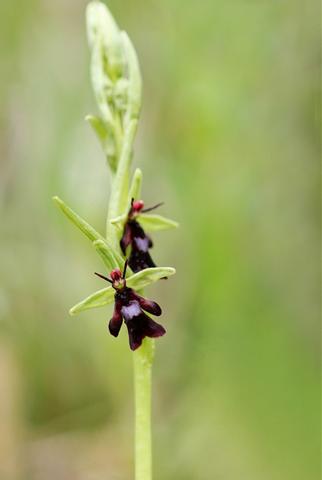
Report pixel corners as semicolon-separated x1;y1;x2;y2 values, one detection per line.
53;195;104;243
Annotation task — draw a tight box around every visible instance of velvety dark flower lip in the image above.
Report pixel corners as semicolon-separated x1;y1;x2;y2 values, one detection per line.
120;199;163;273
95;260;165;351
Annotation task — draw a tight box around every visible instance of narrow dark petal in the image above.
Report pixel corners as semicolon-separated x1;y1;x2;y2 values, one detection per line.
94;272;113;283
140;298;162;316
141;202;164;213
120;223;133;255
122;259;128;279
108;299;123;337
131;291;162;316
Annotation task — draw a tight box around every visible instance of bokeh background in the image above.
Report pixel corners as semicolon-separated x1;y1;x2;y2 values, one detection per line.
0;1;320;479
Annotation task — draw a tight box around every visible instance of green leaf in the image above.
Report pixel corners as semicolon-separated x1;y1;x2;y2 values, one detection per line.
127;267;176;290
53;196;104;242
138;214;179;232
69;286;114;316
93;239;123;270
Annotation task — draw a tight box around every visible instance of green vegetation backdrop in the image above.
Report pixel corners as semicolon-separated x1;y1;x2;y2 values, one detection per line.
0;1;320;479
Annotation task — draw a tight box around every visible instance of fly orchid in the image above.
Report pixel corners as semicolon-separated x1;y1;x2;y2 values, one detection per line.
94;260;166;350
120;199;164;272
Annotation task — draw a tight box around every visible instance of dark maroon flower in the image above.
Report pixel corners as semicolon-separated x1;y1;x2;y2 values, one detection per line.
95;261;165;350
120;199;163;273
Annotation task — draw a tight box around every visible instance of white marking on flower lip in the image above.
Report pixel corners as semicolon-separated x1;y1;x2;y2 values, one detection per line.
134;237;149;251
121;301;141;320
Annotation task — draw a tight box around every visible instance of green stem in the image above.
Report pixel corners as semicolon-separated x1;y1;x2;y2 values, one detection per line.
106;115;153;479
133;338;154;480
106;119;138;249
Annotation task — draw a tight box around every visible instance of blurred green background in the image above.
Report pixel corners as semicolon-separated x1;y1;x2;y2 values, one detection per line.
0;1;320;479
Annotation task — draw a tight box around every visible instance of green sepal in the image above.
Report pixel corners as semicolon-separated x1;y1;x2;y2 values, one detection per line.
138;214;179;232
69;286;114;316
69;266;175;315
127;267;176;290
53;196;104;242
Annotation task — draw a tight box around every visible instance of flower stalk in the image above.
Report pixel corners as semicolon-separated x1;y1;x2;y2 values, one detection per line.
134;338;155;480
53;2;178;479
